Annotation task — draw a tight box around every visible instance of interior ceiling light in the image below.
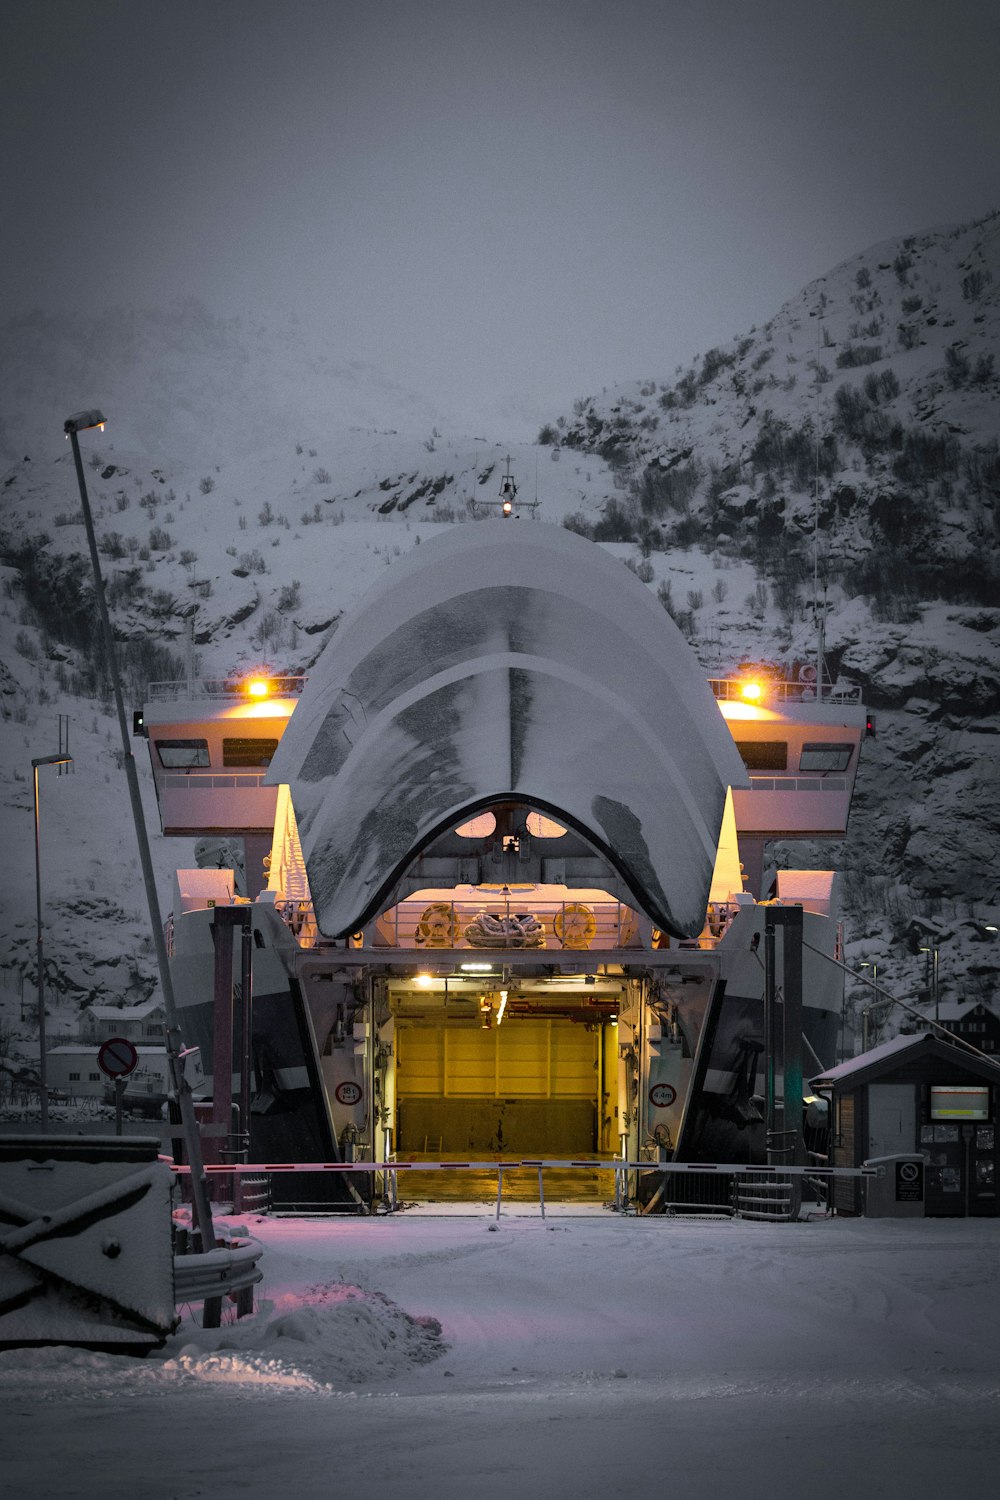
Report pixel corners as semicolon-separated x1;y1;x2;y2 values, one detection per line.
415;973;435;988
460;962;494;972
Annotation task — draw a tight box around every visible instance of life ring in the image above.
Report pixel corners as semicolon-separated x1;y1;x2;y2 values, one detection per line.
414;902;457;947
553;902;597;949
799;663;817;684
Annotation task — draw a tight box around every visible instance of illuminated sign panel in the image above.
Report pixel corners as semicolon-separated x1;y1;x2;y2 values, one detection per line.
929;1085;990;1120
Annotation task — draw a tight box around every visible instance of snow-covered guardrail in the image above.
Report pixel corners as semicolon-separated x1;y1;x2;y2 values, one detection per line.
173;1237;264;1306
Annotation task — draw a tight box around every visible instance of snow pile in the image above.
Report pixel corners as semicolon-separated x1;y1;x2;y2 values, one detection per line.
0;1278;445;1399
169;1280;446;1388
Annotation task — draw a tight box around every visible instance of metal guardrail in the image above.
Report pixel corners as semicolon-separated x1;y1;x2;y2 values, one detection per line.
173;1237;264;1305
148;676;306;701
148;675;859;707
709;678;862;705
748;776;848;793
375;898;640;952
162;772;273;791
171;1159;876;1221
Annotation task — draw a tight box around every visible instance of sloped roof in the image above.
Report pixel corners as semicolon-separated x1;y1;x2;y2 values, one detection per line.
813;1031;1000;1088
84;1001;163;1020
269;521;748;937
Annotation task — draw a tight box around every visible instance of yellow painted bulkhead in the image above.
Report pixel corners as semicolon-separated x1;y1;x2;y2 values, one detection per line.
394;1015;601;1155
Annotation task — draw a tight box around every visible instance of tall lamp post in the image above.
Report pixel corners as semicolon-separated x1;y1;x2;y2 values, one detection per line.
919;946;940;1023
859;961;878;1051
64;410;216;1265
32;752;73;1130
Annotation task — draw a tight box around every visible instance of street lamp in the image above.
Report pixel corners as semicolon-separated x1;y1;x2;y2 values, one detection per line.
64;409;217;1268
859;962;879;1051
919;946;940;1023
32;752;73;1129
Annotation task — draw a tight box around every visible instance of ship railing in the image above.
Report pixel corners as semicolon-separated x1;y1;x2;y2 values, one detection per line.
268;898;743;953
149;674;860;706
161;771;273;791
747;775;849;792
709;677;862;705
147;675;307;701
373;898;642;951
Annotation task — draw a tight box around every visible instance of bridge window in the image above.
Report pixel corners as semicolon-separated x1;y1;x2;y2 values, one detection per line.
455;812;497;838
222;737;280;768
525;812;568;838
154;738;210;769
735;740;788;771
799;743;853;772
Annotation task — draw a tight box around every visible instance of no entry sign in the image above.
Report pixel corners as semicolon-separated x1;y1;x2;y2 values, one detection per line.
648;1082;676;1108
98;1036;138;1079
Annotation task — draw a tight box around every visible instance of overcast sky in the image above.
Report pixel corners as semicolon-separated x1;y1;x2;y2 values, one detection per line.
4;0;999;431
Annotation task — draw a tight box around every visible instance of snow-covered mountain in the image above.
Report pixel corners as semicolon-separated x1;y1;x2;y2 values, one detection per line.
539;210;1000;1016
0;302;448;468
0;213;997;1079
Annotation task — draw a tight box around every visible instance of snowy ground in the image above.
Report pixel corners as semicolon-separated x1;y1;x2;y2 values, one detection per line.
3;1208;1000;1499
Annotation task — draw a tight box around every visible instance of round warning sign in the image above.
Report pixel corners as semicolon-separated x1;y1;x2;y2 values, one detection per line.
649;1082;677;1108
97;1036;138;1078
334;1080;363;1107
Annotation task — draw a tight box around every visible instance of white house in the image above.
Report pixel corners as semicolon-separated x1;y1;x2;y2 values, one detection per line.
79;1000;166;1046
46;1044;180;1104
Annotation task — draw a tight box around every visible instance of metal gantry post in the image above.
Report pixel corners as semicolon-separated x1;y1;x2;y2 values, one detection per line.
763;917;777;1162
764;906;805;1217
65;415;217;1267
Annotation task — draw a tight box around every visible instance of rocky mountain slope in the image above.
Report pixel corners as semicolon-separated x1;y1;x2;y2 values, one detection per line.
540;209;1000;1020
0;213;997;1079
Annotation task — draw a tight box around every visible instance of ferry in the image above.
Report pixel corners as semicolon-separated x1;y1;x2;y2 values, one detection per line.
141;522;868;1207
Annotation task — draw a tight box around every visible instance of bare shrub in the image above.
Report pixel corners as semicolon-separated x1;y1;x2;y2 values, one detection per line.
277;580;301;612
836;344;883;369
99;531;128;559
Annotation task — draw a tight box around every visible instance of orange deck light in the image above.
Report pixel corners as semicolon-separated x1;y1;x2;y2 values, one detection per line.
246;677;270;699
740;679;765;704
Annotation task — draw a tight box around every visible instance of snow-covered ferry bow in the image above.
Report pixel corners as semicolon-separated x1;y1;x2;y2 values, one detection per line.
141;521;869;1207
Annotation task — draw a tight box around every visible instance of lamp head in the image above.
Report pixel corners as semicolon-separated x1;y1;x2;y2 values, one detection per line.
31;753;73;769
64;410;107;435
